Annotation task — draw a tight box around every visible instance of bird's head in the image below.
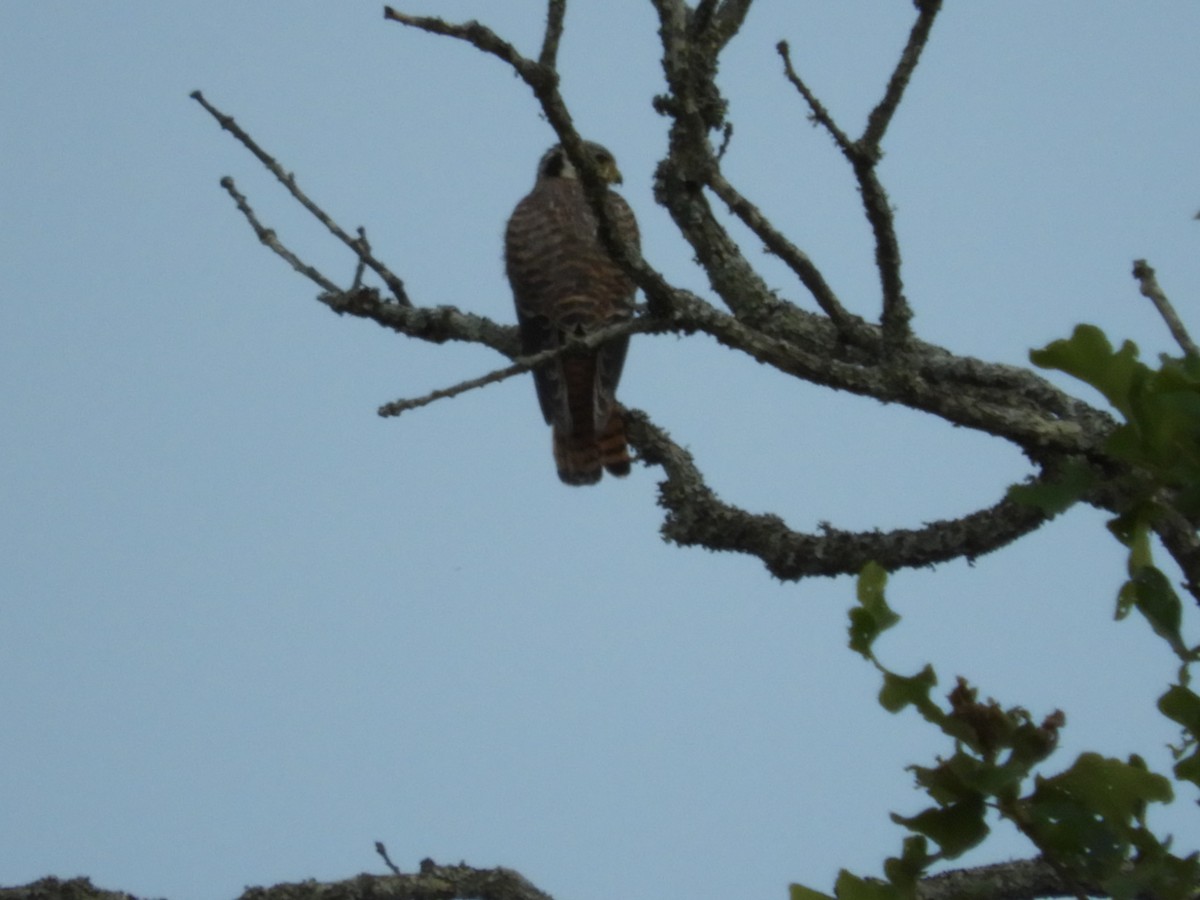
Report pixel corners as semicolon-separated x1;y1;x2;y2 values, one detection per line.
536;141;623;185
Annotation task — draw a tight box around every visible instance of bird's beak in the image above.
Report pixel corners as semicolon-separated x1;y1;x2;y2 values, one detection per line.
599;160;624;185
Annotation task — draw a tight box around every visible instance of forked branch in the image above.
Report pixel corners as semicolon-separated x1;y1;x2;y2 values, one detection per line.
191;90;410;306
774;0;946;348
196;3;1132;588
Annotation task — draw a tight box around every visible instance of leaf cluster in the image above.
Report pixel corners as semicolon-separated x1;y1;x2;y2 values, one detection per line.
1028;324;1200;521
791;562;1199;900
1026;325;1200;780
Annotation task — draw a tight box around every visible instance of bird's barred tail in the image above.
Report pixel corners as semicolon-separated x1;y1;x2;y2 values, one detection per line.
553;407;631;486
597;406;631;477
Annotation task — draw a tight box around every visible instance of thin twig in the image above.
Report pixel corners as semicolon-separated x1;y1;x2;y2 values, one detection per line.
708;170;861;336
219;176;341;293
776;42;913;348
379;360;533;417
776;41;855;156
190;90;411;306
860;0;943;155
1132;258;1198;357
352;227;370;291
855;1;943;345
383;7;545;84
538;0;567;68
378;316;661;417
374;842;403;877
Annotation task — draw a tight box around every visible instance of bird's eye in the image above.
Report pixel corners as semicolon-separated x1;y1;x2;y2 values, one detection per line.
594;153;611;165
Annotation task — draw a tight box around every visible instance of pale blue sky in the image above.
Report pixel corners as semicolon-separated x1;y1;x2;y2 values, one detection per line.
2;4;1198;900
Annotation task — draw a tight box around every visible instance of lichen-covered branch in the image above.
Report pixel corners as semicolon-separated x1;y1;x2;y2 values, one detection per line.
238;859;557;900
1133;258;1198;358
628;408;1054;579
195;4;1134;587
0;857;1100;900
707;168;862;336
775;0;948;349
861;0;943;153
538;0;566;68
776;41;855;155
916;857;1102;900
325;286;519;356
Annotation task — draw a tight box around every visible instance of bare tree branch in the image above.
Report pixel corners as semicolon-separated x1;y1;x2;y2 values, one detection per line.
218;176;341;294
201;75;1115;464
776;30;915;349
377;315;664;417
190;90;411;306
198;7;1129;589
917;857;1102;900
324;287;519;357
776;41;856;156
1132;258;1198;357
374;842;404;877
628;408;1054;579
538;0;567;68
857;162;912;350
852;0;946;346
663;293;1112;459
242;858;556;900
861;0;943;154
707;168;862;336
0;857;1106;900
381;8;542;83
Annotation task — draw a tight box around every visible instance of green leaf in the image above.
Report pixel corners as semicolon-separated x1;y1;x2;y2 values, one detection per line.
1007;461;1096;515
913;749;1033;803
1158;685;1200;733
891;797;988;858
1037;753;1173;825
1029;324;1142;417
1126;520;1154;571
833;871;912;900
1158;686;1200;786
850;562;898;658
1102;847;1200;900
1022;755;1175;881
1128;566;1186;654
879;666;941;723
790;884;835;900
1174;750;1200;787
1115;579;1138;621
882;836;930;890
857;561;888;607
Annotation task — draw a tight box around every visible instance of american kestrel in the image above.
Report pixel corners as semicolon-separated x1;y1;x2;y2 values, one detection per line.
504;142;640;485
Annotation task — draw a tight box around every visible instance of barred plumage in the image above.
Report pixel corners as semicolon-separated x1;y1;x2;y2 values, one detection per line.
504;142;640;485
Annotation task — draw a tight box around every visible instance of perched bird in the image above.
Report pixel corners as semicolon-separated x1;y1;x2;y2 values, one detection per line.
504;141;640;485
